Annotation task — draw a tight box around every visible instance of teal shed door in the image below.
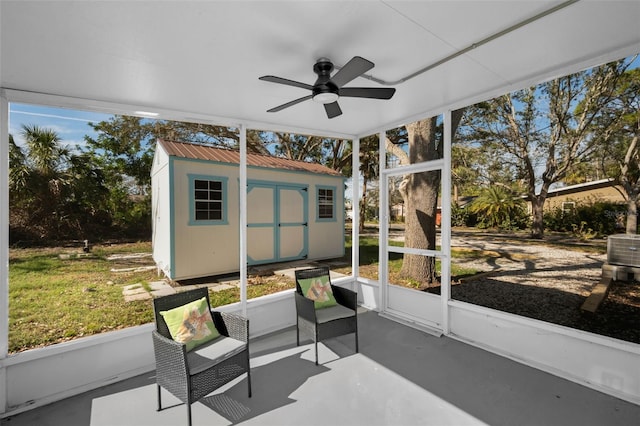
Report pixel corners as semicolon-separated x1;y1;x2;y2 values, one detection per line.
247;181;308;265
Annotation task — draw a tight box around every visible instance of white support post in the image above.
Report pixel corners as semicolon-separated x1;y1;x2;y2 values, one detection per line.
0;90;9;413
351;138;360;281
378;131;388;311
441;111;452;334
239;124;248;316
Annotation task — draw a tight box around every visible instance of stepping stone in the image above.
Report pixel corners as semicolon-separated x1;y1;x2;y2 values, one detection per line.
122;283;151;301
111;265;157;273
107;253;153;261
149;280;176;297
124;292;151;302
122;283;146;295
149;281;170;290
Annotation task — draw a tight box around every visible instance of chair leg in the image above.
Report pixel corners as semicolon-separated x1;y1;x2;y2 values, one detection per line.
296;318;300;346
314;326;319;365
156;384;162;411
247;362;252;398
187;403;192;426
315;339;318;365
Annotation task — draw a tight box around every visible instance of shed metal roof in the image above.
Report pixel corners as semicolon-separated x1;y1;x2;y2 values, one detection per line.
158;139;343;177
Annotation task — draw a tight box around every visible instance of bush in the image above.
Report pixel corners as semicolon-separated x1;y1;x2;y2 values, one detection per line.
452;202;475;227
468;186;528;230
544;201;626;237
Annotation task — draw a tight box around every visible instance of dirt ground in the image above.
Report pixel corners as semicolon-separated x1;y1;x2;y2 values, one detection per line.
445;232;640;344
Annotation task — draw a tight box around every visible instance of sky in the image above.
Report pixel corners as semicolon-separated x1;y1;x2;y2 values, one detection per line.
9;103;114;152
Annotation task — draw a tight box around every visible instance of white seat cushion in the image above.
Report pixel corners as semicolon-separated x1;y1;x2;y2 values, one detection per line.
187;336;246;375
315;304;355;323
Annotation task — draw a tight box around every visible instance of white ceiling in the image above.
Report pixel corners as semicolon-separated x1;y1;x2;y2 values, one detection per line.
1;1;639;139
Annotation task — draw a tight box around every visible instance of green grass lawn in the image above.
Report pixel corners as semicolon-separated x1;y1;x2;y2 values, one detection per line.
8;237;479;354
8;242;158;353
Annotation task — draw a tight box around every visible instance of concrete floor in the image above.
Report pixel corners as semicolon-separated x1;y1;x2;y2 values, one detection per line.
3;310;639;426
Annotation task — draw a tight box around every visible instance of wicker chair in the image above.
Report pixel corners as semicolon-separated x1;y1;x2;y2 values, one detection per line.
152;287;251;426
294;266;358;365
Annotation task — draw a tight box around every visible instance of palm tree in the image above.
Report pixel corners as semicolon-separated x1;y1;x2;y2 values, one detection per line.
11;125;71;239
469;186;525;229
21;124;68;175
8;134;28;196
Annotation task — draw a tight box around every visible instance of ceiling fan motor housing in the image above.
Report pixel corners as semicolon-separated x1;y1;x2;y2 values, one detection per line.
312;59;339;103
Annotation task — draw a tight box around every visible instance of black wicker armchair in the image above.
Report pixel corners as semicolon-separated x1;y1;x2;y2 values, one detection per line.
294;266;358;365
152;287;251;426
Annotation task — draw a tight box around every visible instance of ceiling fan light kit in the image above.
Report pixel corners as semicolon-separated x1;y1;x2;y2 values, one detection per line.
259;56;396;119
312;92;339;104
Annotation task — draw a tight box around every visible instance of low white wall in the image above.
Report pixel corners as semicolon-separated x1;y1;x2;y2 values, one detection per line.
357;278;380;310
0;290;298;417
449;301;640;405
3;286;639;417
355;279;640;405
220;289;297;337
2;323;156;415
386;285;441;328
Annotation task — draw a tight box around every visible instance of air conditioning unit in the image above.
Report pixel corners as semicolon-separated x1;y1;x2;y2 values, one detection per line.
607;234;640;268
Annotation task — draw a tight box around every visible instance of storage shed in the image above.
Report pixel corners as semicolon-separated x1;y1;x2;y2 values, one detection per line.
151;140;346;280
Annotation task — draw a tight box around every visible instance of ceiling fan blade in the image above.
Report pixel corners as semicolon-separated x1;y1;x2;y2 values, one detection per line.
259;75;314;91
266;95;313;113
331;56;374;88
339;87;396;99
324;101;342;119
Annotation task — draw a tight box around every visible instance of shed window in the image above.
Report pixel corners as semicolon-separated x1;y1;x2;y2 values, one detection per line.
189;175;228;225
317;187;335;221
194;180;223;220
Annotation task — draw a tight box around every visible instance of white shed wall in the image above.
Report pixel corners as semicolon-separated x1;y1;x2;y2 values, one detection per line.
151;148;172;277
164;158;345;280
172;160;240;280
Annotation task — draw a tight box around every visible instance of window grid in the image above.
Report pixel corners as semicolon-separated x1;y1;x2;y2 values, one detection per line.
194;179;223;221
318;188;334;219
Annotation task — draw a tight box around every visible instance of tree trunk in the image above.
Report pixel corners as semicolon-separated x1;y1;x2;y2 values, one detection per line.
530;196;545;239
359;179;367;233
625;193;639;234
399;118;440;285
620;134;639;234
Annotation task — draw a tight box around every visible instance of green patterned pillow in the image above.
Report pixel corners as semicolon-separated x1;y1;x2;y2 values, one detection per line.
298;274;337;309
160;296;220;351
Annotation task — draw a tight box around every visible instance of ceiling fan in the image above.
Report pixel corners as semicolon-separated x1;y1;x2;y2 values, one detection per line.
259;56;396;119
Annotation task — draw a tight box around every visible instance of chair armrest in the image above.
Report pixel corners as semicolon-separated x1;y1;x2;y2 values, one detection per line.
152;330;188;374
212;311;249;343
295;291;317;321
331;285;357;311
